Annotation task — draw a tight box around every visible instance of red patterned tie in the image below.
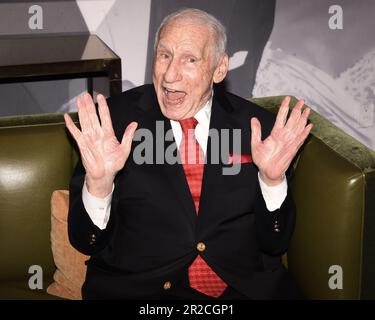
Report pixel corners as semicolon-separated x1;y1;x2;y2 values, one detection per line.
179;118;227;298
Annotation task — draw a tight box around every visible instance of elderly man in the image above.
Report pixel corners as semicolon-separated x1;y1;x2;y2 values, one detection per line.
64;8;312;300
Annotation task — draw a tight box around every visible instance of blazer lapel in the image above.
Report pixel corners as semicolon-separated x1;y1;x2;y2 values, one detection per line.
197;90;239;219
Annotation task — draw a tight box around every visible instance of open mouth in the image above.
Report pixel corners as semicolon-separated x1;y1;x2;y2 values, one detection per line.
163;87;186;105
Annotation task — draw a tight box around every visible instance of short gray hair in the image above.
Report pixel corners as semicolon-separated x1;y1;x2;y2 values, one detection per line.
154;8;227;65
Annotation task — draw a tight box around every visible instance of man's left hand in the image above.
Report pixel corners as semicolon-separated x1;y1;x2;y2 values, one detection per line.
250;96;313;186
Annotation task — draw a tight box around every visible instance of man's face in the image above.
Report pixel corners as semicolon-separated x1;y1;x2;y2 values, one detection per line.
153;21;228;120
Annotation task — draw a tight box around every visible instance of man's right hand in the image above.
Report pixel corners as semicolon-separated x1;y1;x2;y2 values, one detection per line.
64;93;138;198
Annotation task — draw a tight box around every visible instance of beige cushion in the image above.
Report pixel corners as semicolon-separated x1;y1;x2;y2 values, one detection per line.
47;190;88;300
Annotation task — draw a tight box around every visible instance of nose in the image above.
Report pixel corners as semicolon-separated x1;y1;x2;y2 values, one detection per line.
164;58;182;83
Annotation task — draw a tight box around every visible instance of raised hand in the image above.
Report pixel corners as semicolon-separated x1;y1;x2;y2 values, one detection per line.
64;93;138;197
250;96;313;186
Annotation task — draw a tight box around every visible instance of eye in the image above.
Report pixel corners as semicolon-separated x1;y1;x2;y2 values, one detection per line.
159;52;170;60
187;57;196;63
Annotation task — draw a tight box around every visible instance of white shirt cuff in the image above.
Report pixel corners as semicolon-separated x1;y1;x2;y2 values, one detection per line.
258;172;288;212
82;178;114;230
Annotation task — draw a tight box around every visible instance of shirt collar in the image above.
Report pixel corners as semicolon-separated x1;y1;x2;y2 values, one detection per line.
193;96;212;130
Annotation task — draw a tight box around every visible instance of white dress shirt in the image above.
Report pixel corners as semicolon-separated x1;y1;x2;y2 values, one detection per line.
82;98;287;229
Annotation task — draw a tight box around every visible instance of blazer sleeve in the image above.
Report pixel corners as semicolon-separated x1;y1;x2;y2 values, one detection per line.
67;158;117;255
254;169;296;256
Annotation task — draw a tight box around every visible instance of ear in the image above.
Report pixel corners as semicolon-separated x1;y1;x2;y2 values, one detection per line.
213;54;229;84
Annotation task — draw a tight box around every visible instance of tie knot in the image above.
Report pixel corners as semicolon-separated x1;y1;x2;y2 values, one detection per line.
179;117;198;135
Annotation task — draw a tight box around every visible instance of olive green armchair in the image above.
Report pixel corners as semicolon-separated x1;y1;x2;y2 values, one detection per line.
252;97;375;299
0;96;374;299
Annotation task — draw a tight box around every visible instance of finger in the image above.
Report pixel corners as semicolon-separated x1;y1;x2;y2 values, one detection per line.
65;112;94;156
274;96;291;129
64;113;82;142
83;92;102;135
77;95;92;134
97;94;115;135
121;122;138;152
250;117;262;147
291;123;313;151
295;107;311;136
285;99;304;130
277;123;313;168
299;123;313;143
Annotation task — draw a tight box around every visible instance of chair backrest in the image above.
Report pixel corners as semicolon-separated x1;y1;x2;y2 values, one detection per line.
251;96;375;299
0;113;78;284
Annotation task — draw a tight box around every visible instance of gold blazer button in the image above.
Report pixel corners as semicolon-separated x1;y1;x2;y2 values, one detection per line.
197;242;206;252
163;281;172;290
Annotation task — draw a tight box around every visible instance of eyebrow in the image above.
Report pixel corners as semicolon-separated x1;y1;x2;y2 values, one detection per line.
156;43;201;56
156;43;169;51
